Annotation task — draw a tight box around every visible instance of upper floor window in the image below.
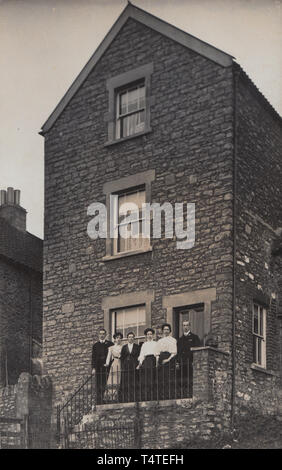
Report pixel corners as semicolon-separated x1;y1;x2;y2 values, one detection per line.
106;63;153;145
116;81;145;139
114;186;149;254
252;303;266;368
103;170;155;260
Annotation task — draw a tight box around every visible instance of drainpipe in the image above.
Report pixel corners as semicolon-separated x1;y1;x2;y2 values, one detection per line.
29;277;33;375
231;66;240;430
5;346;9;386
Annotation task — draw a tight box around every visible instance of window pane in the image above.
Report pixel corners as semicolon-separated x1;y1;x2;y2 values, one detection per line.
124;308;140;326
121;112;145;138
259;307;264;336
116;82;145;139
137;306;146;337
119;92;128;115
135;190;145;209
258;338;262;364
253;336;257;363
127;88;139;113
136;109;145;126
117;189;146;253
139;86;145;108
112;306;146;340
119;190;144;214
137;306;146;323
253;304;258;333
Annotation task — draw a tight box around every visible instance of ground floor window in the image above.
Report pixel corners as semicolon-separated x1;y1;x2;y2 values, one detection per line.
111;305;146;343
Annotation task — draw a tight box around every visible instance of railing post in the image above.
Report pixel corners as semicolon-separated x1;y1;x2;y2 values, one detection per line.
56;405;61;446
134;402;141;448
21;414;29;449
92;370;97;411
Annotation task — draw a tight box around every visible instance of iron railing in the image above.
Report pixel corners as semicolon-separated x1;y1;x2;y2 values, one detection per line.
97;360;192;404
57;360;192;443
57;373;96;437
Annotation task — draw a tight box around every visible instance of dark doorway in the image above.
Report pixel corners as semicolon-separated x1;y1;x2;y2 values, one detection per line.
173;303;204;342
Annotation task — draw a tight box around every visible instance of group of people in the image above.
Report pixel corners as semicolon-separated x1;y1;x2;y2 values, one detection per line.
91;320;201;404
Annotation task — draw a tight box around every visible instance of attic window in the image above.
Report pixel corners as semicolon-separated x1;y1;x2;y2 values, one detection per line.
116;81;145;139
105;63;154;145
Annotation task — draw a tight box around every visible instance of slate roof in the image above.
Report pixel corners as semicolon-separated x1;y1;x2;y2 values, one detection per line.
0;217;43;273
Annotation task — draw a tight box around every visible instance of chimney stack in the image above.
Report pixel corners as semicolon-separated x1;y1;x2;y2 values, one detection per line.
0;187;27;232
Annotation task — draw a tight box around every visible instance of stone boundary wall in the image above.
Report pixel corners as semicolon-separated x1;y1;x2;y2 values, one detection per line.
0;373;52;448
0;384;17;417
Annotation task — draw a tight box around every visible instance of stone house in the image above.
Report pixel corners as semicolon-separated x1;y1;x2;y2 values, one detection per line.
40;4;282;447
0;187;43;389
0;187;46;450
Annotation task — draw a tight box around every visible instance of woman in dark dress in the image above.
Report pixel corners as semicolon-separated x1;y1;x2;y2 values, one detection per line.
155;323;177;400
120;332;140;402
136;328;157;401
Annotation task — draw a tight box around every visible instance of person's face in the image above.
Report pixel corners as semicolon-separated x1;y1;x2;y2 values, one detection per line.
127;334;134;344
146;331;153;341
116;335;122;345
183;321;191;333
99;330;106;341
163;326;170;336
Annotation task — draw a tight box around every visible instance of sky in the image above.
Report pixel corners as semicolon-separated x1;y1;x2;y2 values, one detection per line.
0;0;281;239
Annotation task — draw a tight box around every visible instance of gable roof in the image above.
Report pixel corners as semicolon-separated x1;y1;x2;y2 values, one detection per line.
40;2;234;135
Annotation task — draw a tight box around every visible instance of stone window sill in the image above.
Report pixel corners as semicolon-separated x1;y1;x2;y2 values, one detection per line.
102;247;152;261
250;363;278;376
104;128;152;147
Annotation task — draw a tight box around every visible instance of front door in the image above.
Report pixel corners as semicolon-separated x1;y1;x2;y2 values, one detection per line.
174;303;204;342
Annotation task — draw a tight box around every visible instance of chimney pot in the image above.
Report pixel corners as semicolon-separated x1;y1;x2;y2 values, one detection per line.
14;189;21;205
0;187;26;231
0;190;6;205
7;187;14;204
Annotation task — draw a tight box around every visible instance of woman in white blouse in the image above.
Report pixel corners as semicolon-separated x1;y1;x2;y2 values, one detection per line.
155;323;177;400
136;328;157;401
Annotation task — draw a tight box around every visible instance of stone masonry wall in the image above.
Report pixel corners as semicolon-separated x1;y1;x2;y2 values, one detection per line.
16;373;53;449
234;71;282;414
0;257;42;386
0;373;52;448
0;385;17;417
43;18;234;419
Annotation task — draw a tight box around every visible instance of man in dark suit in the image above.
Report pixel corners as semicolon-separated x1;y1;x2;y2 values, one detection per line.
177;317;201;397
120;332;140;402
91;328;113;404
